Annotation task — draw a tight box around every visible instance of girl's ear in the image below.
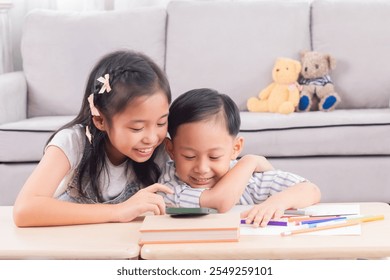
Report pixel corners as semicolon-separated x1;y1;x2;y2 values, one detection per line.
92;116;106;131
231;136;244;160
164;138;175;160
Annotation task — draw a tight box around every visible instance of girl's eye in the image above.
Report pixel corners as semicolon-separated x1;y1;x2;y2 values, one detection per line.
130;127;143;132
210;156;222;160
157;122;167;127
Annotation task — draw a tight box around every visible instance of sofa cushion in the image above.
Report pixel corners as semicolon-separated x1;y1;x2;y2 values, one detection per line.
165;0;311;110
22;7;167;117
0;116;73;162
311;0;390;109
0;71;27;124
240;109;390;157
0;163;37;205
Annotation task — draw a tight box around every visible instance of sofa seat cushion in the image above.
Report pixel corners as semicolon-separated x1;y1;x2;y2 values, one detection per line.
240;109;390;157
0;116;74;162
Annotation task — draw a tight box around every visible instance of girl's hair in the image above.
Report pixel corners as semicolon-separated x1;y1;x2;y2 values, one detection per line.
47;50;171;201
168;88;240;139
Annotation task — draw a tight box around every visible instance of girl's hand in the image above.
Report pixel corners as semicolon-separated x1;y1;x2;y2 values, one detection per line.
240;201;285;228
253;155;274;173
114;184;173;222
240;155;274;173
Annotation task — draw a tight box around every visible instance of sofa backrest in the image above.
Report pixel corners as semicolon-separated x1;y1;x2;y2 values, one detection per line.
21;8;167;117
165;0;311;110
311;0;390;109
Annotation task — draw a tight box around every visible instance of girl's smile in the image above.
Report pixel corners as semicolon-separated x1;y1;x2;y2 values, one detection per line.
104;91;169;165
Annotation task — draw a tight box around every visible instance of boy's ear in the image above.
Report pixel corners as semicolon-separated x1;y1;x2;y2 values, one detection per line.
231;136;244;160
164;138;175;160
92;116;106;131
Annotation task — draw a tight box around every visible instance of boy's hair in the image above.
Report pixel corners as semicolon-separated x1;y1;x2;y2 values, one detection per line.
48;50;171;201
168;88;240;139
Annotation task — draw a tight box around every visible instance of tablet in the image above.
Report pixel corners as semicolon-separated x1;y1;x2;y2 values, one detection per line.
166;207;218;217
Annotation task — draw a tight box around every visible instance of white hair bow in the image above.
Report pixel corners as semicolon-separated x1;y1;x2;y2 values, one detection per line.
97;74;112;94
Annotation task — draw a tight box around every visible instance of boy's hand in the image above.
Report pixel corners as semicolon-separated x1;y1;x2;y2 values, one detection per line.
240;200;285;227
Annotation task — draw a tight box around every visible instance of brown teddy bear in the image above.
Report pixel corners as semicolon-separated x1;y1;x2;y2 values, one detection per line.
247;57;301;114
298;51;341;112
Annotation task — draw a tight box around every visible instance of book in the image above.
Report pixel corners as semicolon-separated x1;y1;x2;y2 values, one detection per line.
139;212;240;244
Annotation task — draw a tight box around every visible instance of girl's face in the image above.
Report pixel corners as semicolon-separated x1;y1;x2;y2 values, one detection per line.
166;118;242;189
103;91;169;165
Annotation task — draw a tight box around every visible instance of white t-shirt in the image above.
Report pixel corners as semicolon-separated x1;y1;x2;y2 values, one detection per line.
47;124;166;203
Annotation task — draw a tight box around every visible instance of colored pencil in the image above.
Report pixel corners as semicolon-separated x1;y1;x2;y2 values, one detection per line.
299;216;347;225
283;215;311;222
240;219;290;226
284;209;307;216
347;215;384;223
281;220;360;236
285;215;339;222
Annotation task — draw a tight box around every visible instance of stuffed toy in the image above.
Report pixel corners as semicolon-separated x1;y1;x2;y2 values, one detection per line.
298;51;341;112
247;57;301;114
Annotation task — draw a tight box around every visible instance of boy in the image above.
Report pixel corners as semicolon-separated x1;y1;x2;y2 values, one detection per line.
159;89;320;227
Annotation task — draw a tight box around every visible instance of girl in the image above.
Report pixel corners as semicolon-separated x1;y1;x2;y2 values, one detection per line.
159;88;321;227
13;50;173;227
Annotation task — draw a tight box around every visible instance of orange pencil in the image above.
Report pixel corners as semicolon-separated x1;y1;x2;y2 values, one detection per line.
281;220;361;236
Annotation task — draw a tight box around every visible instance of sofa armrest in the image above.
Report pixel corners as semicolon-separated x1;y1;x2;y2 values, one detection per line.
0;71;27;124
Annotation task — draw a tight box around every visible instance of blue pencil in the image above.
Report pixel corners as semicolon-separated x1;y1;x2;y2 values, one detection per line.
299;216;347;225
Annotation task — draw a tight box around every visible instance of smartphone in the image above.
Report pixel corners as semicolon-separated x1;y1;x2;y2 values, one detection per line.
166;207;218;217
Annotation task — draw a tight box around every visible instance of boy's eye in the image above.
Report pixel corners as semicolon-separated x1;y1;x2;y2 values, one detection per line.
182;155;195;160
157;122;167;127
130;127;143;132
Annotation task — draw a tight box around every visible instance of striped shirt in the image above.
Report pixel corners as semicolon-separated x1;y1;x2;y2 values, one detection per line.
158;160;307;208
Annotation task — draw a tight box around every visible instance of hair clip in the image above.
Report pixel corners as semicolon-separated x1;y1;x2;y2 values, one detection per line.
97;74;111;94
87;94;100;116
85;125;92;144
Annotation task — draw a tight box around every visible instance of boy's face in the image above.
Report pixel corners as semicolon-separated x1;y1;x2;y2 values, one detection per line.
166;118;243;189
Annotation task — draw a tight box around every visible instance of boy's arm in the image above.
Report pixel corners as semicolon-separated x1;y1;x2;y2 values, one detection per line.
200;155;274;212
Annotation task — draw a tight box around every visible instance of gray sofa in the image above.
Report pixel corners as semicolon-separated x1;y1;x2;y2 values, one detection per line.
1;0;390;206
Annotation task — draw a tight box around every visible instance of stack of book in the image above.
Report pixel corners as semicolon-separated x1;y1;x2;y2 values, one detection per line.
139;212;240;244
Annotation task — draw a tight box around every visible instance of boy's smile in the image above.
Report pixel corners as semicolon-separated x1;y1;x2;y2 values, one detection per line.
166;117;242;189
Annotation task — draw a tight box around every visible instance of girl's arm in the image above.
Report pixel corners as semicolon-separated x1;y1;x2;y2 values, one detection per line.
199;155;274;213
241;181;321;227
13;146;172;227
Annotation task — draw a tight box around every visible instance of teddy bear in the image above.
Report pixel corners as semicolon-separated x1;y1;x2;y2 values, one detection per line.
298;51;341;112
247;57;301;114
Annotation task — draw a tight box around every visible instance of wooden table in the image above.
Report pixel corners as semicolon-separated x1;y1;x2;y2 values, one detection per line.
0;206;143;259
2;203;390;260
141;202;390;259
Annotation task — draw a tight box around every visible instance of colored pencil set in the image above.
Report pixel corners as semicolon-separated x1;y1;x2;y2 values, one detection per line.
240;215;385;236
